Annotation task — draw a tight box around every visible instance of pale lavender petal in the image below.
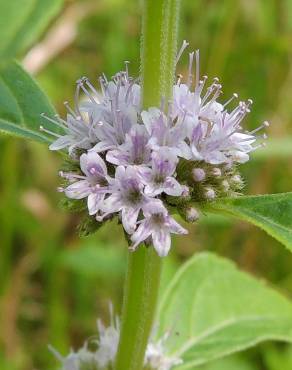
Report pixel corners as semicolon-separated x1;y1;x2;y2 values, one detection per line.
141;108;160;135
177;141;192;159
167;217;188;235
142;200;168;218
65;180;91;199
106;149;129;166
115;166;126;181
130;220;152;250
49;136;72;151
163;177;183;196
80;151;107;177
90;141;116;153
144;183;162;196
230;151;250;163
152;148;178;178
138;167;153;183
101;193;122;213
121;207;140;234
152;229;171;257
87;193;104;215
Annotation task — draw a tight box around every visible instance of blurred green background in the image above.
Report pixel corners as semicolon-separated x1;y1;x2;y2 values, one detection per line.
0;0;292;369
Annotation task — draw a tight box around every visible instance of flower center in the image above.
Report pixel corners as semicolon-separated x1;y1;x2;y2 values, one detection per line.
126;189;142;205
151;213;165;226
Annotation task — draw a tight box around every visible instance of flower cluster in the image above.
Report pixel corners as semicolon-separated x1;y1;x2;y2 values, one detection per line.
42;41;268;257
50;307;181;370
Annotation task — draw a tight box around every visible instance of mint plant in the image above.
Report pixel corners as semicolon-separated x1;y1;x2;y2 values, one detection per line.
0;0;292;370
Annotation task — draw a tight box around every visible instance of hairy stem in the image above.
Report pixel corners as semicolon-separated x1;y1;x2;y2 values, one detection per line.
115;247;162;370
141;0;181;107
115;1;180;369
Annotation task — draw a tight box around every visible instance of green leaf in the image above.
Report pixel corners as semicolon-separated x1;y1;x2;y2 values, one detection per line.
157;252;292;369
0;0;63;58
205;193;292;250
197;354;256;370
0;61;57;142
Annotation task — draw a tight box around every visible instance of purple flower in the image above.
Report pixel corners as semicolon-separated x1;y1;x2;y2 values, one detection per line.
130;202;187;257
100;166;154;234
81;72;141;152
172;47;267;165
61;151;110;215
41;113;99;155
189;103;265;164
106;124;151;166
138;148;183;196
141;107;192;159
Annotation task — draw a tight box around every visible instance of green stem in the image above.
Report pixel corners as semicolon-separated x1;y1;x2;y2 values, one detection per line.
115;247;162;370
115;1;180;369
141;0;181;107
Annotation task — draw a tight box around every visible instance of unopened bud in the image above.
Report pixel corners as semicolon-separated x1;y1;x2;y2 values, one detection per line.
230;174;244;188
224;162;233;171
181;185;190;198
186;207;200;223
205;187;216;200
221;179;230;192
192;168;206;182
211;167;222;177
231;174;242;184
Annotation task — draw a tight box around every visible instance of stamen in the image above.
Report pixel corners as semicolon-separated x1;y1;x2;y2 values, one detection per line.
99;77;106;96
187;52;194;87
41;113;67;130
54;114;68;126
195;49;200;88
84;78;99;97
39;125;61;138
79;81;97;104
125;78;139;104
177;74;183;85
59;171;86;180
223;93;238;108
124;61;130;80
74;81;82;117
250;142;266;151
195;75;207;96
175;40;189;65
248;121;269;135
102;73;108;85
116;75;121;108
64;101;77;117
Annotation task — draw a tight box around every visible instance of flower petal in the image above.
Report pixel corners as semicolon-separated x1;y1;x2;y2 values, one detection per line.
87;193;105;215
65;180;91;199
152;229;171;257
121;206;140;234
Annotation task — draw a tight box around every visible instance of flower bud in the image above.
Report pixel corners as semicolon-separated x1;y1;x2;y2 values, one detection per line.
204;187;216;200
230;174;244;188
192;168;206;182
221;179;230;192
231;174;241;183
186;207;200;223
211;167;222;177
181;185;190;198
